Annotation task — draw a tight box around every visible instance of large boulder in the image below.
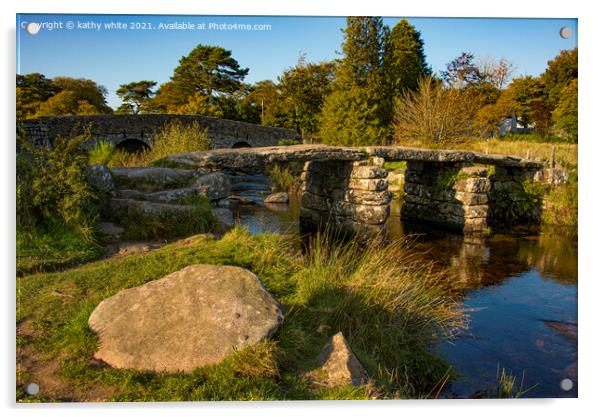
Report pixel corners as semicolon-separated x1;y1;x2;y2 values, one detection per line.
88;264;284;373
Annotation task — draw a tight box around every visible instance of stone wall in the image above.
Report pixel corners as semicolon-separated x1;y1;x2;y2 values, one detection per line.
401;162;491;234
19;114;300;149
299;158;392;238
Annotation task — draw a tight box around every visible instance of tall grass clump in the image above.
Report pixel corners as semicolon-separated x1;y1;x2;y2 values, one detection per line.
88;140;115;165
281;231;466;397
99;120;213;168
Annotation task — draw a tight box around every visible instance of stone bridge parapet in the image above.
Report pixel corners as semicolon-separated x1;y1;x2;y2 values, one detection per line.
18;114;300;150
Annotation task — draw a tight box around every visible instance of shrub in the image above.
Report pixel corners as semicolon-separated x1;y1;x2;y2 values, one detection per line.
17;132;102;273
393;77;479;147
542;181;578;227
18;133;99;234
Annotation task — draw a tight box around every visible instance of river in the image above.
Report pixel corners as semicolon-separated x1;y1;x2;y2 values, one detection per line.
229;174;578;398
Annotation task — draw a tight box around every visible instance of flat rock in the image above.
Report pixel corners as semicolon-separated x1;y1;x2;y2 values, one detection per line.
316;332;369;387
88;264;285;373
264;192;289;204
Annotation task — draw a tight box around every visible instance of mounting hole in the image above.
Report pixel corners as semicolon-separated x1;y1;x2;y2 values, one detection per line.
559;27;572;39
560;378;573;391
26;382;40;395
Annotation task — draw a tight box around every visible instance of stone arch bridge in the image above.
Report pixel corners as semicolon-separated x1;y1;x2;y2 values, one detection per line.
19;114;300;151
162;144;545;236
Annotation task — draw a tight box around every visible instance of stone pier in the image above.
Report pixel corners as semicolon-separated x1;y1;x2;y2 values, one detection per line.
299;159;392;237
402;162;492;234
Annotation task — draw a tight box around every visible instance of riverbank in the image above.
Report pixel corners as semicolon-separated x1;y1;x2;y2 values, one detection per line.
17;227;464;401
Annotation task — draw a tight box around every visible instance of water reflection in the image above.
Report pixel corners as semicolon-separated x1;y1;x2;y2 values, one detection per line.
230;180;578;398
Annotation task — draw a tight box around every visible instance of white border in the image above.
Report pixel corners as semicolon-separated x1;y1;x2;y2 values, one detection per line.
2;1;600;417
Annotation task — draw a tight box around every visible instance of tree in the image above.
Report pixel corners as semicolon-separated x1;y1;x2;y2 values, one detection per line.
478;56;516;90
51;77;113;114
116;80;157;114
552;78;577;142
278;58;336;135
440;52;482;88
245;80;283;126
384;19;431;96
171;45;249;97
320;17;389;145
31;77;112;117
151;44;249;117
16;73;56;119
393;77;479;146
502;76;550;134
541;48;578;107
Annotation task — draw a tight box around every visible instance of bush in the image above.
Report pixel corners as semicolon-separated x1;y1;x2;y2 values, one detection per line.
393;77;479;147
542;181;578;227
18;133;99;234
17;132;102;274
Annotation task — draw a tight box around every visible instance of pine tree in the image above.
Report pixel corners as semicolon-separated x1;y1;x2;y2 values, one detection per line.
320;17;389;145
385;19;431;96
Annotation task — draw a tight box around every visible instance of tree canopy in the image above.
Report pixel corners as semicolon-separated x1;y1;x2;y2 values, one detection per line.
116;80;157;114
320;17;389;145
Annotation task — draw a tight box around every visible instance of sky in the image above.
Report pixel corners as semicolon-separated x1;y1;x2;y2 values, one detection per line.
16;14;578;109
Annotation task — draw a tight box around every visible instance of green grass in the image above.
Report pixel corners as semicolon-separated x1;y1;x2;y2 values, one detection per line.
16;225;102;276
17;227;464;401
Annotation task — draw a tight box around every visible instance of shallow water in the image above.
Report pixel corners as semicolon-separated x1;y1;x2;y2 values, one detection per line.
229;174;578;398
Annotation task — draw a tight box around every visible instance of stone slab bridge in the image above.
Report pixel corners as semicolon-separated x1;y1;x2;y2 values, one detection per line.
166;144;544;237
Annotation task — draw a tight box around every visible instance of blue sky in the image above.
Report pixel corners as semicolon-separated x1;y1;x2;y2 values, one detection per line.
16;14;578;109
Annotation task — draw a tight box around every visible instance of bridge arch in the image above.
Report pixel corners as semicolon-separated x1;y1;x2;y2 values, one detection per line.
115;139;151;153
231;141;252;149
